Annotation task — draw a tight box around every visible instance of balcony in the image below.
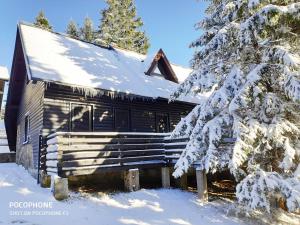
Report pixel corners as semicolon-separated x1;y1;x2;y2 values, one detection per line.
40;132;188;177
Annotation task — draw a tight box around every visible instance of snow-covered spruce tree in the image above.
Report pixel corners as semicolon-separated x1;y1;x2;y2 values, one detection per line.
170;0;300;212
66;20;79;39
80;17;96;42
98;0;150;54
34;10;52;31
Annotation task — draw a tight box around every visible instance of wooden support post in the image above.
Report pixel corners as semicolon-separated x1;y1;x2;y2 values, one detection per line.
53;177;69;200
40;170;51;188
124;168;140;192
196;168;208;202
161;167;170;188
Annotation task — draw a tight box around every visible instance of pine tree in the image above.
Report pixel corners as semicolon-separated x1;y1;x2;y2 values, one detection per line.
34;10;52;31
171;0;300;212
80;17;95;42
66;20;79;39
98;0;150;54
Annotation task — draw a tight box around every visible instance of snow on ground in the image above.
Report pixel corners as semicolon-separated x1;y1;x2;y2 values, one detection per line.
0;163;246;225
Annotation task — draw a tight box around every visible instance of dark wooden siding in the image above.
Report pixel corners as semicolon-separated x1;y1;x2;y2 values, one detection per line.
5;29;27;151
16;80;45;168
42;83;194;136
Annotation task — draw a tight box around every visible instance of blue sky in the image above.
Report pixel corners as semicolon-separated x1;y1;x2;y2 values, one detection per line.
0;0;208;71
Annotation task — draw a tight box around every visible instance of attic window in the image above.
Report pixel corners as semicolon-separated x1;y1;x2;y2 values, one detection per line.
24;115;30;144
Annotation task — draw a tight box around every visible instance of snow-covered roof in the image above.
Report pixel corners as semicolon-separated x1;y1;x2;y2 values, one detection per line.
170;64;192;83
0;66;9;80
18;23;201;104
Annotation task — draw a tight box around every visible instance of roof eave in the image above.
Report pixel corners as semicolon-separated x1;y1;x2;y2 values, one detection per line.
17;23;33;81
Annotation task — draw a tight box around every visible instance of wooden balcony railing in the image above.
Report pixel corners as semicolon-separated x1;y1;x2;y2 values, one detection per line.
41;132;188;177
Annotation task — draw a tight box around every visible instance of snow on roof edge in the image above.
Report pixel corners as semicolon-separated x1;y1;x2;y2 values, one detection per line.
39;78;198;105
0;66;9;80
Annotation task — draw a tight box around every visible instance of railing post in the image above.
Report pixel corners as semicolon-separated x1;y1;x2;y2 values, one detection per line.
57;136;64;178
37;134;44;184
118;138;123;166
38;134;51;188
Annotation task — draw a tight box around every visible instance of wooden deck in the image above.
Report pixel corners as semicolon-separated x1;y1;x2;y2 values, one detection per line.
40;132;188;177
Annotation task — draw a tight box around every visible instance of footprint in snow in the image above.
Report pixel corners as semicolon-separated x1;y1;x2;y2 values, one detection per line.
10;220;28;224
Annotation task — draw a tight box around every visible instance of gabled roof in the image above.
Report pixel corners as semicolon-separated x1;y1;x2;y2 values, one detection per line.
17;23;202;104
0;66;9;80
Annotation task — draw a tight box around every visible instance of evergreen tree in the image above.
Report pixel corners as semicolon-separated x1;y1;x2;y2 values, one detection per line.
98;0;150;54
171;0;300;212
34;10;52;31
66;20;79;39
80;17;95;42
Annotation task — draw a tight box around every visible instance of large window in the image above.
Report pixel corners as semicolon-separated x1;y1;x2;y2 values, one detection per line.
24;115;30;143
131;110;155;132
71;104;93;132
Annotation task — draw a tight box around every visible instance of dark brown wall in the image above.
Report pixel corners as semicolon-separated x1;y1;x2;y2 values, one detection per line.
42;83;193;136
5;29;27;151
15;80;44;176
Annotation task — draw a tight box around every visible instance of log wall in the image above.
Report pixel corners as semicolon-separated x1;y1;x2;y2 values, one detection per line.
42;83;194;135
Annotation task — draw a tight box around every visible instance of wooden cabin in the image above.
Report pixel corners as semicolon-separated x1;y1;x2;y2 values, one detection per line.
5;23;203;182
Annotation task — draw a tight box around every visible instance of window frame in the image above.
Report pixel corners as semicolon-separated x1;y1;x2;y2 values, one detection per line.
155;112;170;133
70;103;93;132
114;108;130;132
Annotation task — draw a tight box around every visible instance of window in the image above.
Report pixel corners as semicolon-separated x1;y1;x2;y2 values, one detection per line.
115;109;130;131
71;104;93;132
156;113;169;133
131;110;155;132
24;115;30;143
94;106;113;131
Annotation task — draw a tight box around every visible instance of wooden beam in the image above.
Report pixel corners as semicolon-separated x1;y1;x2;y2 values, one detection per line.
161;167;170;188
124;169;140;192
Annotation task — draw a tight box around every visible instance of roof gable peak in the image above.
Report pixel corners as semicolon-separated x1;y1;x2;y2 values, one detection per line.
145;49;179;83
